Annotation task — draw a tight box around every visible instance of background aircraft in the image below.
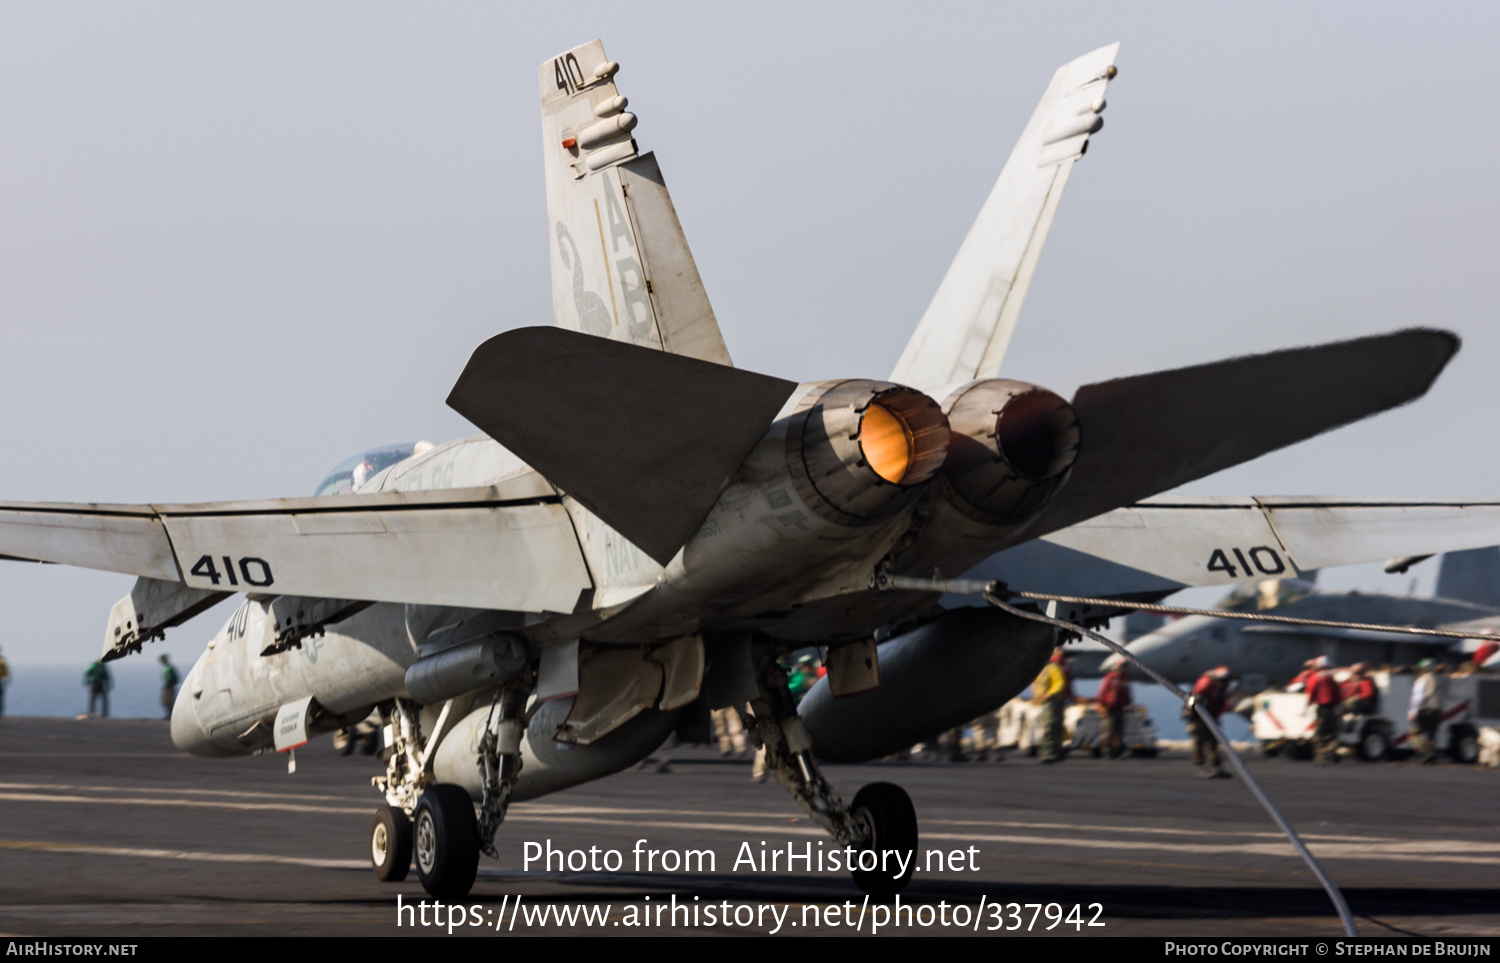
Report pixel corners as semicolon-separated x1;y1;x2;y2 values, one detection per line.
1092;549;1500;690
3;29;1500;904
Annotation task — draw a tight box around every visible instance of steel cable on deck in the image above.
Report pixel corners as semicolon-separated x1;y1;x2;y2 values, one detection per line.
886;576;1493;640
1008;591;1486;640
879;574;1368;938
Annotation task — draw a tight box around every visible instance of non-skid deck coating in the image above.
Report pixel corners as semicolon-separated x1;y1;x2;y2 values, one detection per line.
0;717;1494;937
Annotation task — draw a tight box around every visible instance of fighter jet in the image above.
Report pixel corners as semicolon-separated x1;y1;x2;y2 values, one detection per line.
5;40;1500;900
1099;548;1500;691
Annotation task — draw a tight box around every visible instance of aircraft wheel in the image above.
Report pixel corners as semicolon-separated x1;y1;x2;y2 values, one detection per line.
849;782;918;900
334;729;355;756
414;785;480;898
371;805;412;882
1357;726;1390;762
1448;726;1480;765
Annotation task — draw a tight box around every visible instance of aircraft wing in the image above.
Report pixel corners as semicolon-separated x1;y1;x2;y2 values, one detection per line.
539;40;733;365
1017;496;1500;589
891;43;1119;390
0;474;593;613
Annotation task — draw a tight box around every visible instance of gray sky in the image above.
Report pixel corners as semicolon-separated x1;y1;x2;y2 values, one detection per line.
1;3;1496;663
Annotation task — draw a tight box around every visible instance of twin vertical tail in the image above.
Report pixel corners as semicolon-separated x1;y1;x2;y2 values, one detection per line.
890;43;1120;392
539;41;733;366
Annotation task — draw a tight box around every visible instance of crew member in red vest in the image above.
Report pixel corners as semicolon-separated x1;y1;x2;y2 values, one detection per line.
1305;656;1343;764
1185;666;1233;778
1340;663;1377;716
1096;663;1132;759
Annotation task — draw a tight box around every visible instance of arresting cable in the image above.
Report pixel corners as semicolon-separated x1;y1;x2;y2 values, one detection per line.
878;574;1363;938
889;578;1490;641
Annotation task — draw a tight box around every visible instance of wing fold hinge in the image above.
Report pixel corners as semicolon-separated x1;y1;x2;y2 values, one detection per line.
259;596;374;656
103;578;231;662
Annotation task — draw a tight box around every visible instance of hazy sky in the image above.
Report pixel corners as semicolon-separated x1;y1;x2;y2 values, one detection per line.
1;3;1496;663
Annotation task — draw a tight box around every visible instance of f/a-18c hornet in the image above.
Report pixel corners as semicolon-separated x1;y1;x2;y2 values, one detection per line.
1099;549;1500;692
5;41;1500;900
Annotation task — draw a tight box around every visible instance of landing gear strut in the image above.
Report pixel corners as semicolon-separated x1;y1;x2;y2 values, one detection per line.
477;686;527;857
368;694;507;899
373;698;429;816
741;642;918;898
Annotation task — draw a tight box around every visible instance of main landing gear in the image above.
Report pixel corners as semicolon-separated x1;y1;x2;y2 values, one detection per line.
741;643;918;898
847;782;919;897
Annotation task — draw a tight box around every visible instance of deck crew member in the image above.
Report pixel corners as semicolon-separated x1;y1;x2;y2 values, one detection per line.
1096;663;1132;759
1185;666;1233;778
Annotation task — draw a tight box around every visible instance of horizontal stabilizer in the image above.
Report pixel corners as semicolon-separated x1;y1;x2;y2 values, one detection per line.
1028;328;1459;538
447;327;798;564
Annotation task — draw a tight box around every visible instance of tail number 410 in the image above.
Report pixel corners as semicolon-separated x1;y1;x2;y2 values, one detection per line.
1206;546;1286;579
190;555;274;588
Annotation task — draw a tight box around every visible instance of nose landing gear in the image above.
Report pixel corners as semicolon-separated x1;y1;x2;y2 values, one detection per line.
369;690;528;898
371;804;412;882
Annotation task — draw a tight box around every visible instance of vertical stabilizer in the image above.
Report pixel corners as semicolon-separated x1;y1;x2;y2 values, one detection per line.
539;41;732;366
891;44;1119;391
1436;547;1500;609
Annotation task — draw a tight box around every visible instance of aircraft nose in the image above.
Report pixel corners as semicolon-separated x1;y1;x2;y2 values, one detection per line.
170;675;233;757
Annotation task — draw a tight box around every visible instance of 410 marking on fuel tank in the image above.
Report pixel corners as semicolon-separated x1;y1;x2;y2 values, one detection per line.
189;554;275;588
1206;546;1286;579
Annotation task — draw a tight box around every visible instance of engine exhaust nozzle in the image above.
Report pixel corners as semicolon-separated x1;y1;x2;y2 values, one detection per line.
787;380;950;525
941;379;1080;524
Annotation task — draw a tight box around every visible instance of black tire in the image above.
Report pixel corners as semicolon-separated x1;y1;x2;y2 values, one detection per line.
1357;726;1390;763
414;785;480;898
1449;726;1480;765
849;782;918;900
1131;747;1159;759
371;805;412;882
1288;741;1314;762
